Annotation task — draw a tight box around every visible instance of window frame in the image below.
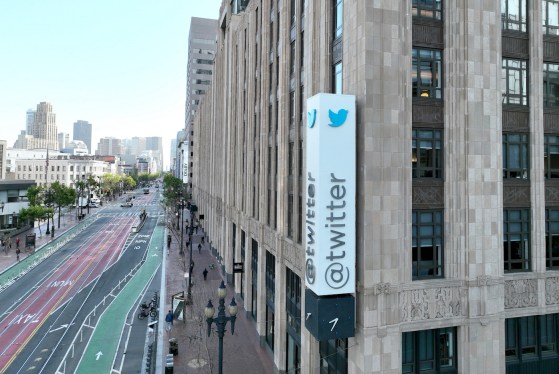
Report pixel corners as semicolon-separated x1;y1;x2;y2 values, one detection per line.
402;327;457;374
506;314;559;364
544;0;559;35
544;62;559;108
503;133;529;179
503;208;531;273
546;209;559;270
412;128;443;179
333;0;343;40
412;48;443;99
501;0;527;32
412;210;444;280
320;338;348;374
333;61;343;94
412;0;443;20
502;58;528;106
545;135;559;179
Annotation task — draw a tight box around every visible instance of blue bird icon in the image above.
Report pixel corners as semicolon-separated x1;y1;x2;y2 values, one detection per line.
328;109;349;127
307;109;317;128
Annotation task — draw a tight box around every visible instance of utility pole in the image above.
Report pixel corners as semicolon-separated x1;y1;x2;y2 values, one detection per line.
45;148;50;235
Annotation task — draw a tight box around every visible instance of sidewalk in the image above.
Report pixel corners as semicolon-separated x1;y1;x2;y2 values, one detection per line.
164;217;275;373
0;208;81;268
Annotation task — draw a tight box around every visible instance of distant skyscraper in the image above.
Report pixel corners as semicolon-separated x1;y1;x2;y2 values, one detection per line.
96;137;122;156
27;102;58;151
73;120;92;153
57;132;70;150
26;109;35;134
185;17;218;130
145;137;163;152
129;137;146;156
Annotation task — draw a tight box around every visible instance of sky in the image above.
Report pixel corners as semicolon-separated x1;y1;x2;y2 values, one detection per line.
0;0;223;170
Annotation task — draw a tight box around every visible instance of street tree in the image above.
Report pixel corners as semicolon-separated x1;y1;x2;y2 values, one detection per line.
50;182;76;228
18;205;53;237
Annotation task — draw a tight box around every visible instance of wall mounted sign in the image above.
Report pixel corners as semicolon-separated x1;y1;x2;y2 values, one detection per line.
305;93;356;296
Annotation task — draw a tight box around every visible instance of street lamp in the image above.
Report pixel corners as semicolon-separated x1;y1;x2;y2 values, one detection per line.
204;281;238;374
186;219;198;304
177;200;186;255
45;189;51;235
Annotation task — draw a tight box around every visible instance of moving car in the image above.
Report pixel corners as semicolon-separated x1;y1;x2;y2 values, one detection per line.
120;202;133;207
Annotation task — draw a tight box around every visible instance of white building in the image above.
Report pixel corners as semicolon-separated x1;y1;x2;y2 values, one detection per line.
14;154;108;188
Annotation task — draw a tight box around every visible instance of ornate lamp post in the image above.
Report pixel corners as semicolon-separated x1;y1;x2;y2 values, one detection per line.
186;219;198;304
177;199;186;255
204;281;238;374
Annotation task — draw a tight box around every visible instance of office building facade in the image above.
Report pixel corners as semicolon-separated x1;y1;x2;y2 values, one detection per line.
185;17;218;129
73;120;93;153
27;102;58;151
96;137;123;157
191;1;559;373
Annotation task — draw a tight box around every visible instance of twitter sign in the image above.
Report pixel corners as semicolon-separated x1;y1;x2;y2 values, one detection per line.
305;93;355;296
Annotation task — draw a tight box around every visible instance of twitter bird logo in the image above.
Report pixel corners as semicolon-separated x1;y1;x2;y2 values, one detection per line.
328;109;349;127
307;109;317;128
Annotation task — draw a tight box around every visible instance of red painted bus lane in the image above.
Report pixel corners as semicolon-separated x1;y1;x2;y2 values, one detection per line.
0;217;135;372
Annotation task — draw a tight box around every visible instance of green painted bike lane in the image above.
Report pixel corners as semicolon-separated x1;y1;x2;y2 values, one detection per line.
75;224;163;374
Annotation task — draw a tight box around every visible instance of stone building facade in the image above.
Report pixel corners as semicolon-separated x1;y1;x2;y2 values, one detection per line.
190;1;559;373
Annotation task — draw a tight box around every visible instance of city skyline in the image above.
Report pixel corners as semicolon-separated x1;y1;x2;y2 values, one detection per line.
0;0;222;170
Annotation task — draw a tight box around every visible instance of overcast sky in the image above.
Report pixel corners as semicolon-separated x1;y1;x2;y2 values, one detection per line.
0;0;223;170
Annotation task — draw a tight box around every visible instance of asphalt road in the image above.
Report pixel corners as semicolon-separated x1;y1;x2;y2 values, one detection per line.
0;192;164;374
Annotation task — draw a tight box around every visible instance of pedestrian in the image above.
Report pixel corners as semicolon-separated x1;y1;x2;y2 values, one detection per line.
165;310;173;331
167;234;171;249
16;248;20;261
201;236;205;244
16;238;20;249
203;268;208;280
190;261;195;273
198;243;202;253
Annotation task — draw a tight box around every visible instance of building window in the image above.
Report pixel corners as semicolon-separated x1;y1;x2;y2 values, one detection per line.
412;210;443;280
547;209;559;270
402;327;457;374
544;62;559;108
506;314;558;368
251;239;258;319
503;208;531;272
265;251;276;350
502;58;528;105
333;62;343;94
545;135;559;178
320;338;348;374
333;0;343;39
503;133;529;179
412;129;443;178
289;92;296;126
412;0;442;20
502;0;527;32
544;0;559;35
286;267;301;373
288;194;294;239
412;48;443;99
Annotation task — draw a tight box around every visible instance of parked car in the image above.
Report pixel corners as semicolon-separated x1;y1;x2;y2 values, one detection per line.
120;202;133;207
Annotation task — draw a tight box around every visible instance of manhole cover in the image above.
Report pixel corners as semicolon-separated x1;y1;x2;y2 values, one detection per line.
188;358;207;368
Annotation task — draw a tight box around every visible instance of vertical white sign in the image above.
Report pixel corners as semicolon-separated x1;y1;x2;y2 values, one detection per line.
305;93;356;296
